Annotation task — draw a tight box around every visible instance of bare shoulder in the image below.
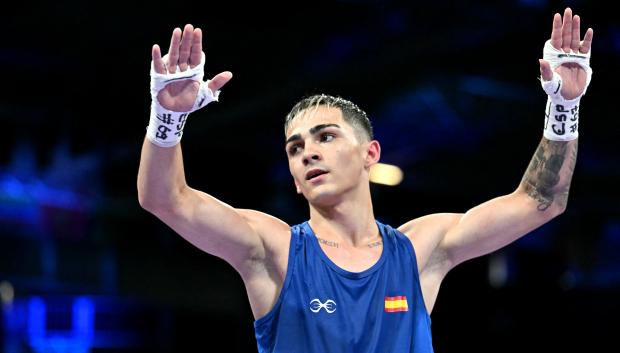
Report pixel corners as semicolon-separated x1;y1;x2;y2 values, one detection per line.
236;210;293;319
397;213;462;274
237;209;291;243
236;209;292;275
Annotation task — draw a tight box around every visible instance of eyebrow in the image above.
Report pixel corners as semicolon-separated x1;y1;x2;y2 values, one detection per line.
285;124;341;145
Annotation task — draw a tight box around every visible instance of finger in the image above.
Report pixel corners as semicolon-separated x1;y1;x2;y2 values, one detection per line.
550;13;562;49
167;27;182;74
539;59;553;81
152;44;165;74
571;15;581;52
178;24;194;72
189;28;203;68
580;28;593;53
208;71;233;91
561;8;573;53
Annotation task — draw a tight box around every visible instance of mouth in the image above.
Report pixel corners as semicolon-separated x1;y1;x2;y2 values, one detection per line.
306;169;329;181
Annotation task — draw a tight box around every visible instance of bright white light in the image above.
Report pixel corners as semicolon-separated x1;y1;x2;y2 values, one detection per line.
369;163;403;186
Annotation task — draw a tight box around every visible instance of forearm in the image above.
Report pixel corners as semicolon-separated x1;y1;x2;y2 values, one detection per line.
519;137;578;212
137;138;188;210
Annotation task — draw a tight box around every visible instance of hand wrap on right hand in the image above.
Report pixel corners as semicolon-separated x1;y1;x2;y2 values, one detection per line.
146;52;220;147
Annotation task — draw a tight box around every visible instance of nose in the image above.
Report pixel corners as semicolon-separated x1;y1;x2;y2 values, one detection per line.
302;148;321;166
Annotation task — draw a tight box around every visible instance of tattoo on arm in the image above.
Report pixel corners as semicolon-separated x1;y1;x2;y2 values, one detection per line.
520;138;578;211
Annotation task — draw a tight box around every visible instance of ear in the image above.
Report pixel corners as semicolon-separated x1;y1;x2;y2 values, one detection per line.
364;140;381;169
294;179;302;194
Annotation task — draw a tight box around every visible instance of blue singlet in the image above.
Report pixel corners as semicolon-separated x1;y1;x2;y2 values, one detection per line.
254;220;434;353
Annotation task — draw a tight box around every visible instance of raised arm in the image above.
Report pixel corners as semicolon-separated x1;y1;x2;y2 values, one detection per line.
137;25;288;275
401;8;593;274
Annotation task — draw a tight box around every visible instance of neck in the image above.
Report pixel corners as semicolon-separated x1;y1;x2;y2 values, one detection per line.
308;186;378;247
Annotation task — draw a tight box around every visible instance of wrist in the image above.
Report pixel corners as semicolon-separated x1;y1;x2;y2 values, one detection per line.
543;96;579;141
146;101;190;147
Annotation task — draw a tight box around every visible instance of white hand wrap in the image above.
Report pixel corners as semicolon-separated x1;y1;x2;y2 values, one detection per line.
146;52;220;147
540;40;592;141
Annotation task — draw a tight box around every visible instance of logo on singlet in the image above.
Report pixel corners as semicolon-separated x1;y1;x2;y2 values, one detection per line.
309;299;337;313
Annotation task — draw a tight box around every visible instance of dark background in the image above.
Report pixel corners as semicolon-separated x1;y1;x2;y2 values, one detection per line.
1;0;618;352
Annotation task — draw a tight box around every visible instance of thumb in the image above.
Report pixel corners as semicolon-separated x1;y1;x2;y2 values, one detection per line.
208;71;233;91
539;59;553;81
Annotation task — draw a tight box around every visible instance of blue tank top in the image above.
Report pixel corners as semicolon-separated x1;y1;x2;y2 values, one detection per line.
254;220;434;353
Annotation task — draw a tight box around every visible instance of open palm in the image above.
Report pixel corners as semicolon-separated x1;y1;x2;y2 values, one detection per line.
152;24;232;112
539;8;593;100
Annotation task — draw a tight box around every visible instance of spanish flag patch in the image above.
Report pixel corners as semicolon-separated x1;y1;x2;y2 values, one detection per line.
384;296;408;312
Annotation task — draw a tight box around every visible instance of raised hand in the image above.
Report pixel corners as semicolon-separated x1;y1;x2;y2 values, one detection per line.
539;8;593;100
152;24;233;112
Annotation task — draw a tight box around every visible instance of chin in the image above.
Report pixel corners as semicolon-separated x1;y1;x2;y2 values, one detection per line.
305;187;342;208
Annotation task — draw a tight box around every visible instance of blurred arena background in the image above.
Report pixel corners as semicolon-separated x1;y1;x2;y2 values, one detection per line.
1;0;618;352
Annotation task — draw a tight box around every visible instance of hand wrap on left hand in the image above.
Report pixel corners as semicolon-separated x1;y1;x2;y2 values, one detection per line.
540;40;592;141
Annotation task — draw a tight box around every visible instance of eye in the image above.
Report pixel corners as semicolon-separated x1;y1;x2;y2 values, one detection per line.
288;144;302;156
320;133;335;142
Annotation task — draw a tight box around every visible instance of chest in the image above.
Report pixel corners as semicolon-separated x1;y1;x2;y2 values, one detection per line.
283;248;423;343
319;244;383;272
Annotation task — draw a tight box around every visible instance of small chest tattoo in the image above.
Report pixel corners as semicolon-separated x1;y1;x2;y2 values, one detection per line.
316;237;383;248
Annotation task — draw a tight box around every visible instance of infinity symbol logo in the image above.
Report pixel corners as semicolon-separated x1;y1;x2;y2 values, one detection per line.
309;299;337;313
